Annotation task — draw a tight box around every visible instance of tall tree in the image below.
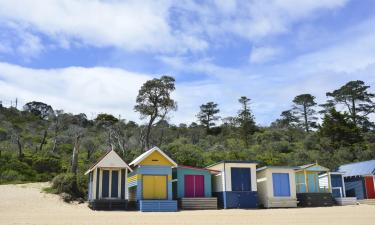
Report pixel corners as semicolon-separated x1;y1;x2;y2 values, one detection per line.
237;96;256;146
272;110;299;128
326;80;375;129
197;102;220;132
23;101;54;119
319;108;362;147
292;94;317;132
134;76;177;149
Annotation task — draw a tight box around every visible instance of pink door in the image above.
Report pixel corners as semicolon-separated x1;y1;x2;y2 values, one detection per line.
194;175;205;197
184;175;205;197
184;175;195;197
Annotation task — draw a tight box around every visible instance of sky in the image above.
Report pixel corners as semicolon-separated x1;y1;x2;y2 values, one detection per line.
0;0;375;125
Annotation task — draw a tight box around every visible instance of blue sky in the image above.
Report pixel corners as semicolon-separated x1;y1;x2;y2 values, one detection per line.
0;0;375;125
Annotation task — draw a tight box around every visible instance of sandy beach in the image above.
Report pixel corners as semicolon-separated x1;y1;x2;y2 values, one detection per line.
0;183;374;225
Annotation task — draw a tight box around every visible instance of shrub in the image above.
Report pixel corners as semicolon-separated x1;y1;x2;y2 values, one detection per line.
52;173;76;194
51;172;87;199
33;156;61;174
0;169;25;183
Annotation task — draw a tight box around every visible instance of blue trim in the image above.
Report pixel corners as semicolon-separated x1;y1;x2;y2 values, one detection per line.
214;191;258;209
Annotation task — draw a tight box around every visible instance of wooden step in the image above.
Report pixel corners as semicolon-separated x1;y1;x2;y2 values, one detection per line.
358;199;375;205
180;198;218;210
334;197;357;206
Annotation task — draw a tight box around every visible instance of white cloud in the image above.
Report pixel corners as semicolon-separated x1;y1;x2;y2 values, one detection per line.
0;0;207;53
249;46;282;63
0;0;349;55
0;62;152;121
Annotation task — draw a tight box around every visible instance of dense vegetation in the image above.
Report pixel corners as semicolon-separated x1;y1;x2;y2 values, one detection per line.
0;78;374;199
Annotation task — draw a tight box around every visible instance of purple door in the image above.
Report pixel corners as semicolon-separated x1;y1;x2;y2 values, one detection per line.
184;175;205;197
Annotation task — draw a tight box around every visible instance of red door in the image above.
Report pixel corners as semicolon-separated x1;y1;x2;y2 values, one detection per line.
184;175;205;197
365;176;375;199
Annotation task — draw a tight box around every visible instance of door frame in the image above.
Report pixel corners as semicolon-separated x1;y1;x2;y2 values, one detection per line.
142;174;168;200
99;168;121;199
184;174;205;198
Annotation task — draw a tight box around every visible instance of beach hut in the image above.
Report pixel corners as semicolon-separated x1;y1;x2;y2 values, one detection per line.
85;149;132;210
319;172;357;205
172;166;218;210
338;160;375;204
256;166;298;208
294;163;334;207
206;160;258;209
127;146;178;212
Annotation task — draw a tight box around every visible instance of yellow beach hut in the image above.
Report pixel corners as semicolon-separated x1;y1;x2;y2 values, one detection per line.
127;146;178;211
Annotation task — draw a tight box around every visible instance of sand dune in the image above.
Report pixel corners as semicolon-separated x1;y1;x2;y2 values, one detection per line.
1;183;375;225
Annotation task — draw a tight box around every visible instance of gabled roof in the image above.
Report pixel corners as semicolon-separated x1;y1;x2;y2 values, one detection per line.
206;160;258;168
84;149;132;175
295;163;329;172
129;146;177;167
338;159;375;177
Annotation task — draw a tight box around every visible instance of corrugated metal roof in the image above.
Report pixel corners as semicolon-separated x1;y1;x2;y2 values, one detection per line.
338;159;375;177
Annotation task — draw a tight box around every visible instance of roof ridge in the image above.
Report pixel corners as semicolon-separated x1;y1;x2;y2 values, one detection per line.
341;159;375;167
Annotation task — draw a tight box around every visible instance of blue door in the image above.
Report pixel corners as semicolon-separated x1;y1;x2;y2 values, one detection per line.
111;170;119;198
231;168;251;191
102;170;109;198
272;173;291;197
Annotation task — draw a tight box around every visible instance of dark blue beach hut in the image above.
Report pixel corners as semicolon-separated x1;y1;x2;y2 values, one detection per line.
338;160;375;200
206;160;258;209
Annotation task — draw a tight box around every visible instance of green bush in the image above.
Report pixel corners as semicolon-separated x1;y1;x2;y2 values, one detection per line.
51;173;87;199
52;173;76;194
0;169;25;183
33;156;61;174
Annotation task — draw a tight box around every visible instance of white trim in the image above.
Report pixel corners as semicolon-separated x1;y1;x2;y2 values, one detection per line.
118;170;121;198
129;146;177;166
85;150;132;175
332;187;343;197
109;170;112;197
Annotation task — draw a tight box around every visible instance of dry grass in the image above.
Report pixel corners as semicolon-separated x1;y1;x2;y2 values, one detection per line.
1;183;375;225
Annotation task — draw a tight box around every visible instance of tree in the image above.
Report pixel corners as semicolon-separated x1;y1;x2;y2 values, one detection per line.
319;108;362;147
23;101;54;119
272;110;300;128
327;80;375;129
134;76;177;149
69;126;84;175
95;113;119;125
292;94;317;132
237;96;257;146
197;102;220;132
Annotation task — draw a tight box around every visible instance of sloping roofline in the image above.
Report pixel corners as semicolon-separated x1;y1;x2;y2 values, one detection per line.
84;149;132;175
177;165;220;173
294;162;329;172
257;166;298;172
129;146;177;167
206;160;258;168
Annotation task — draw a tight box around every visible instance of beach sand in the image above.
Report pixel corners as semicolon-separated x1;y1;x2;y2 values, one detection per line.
1;182;374;225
